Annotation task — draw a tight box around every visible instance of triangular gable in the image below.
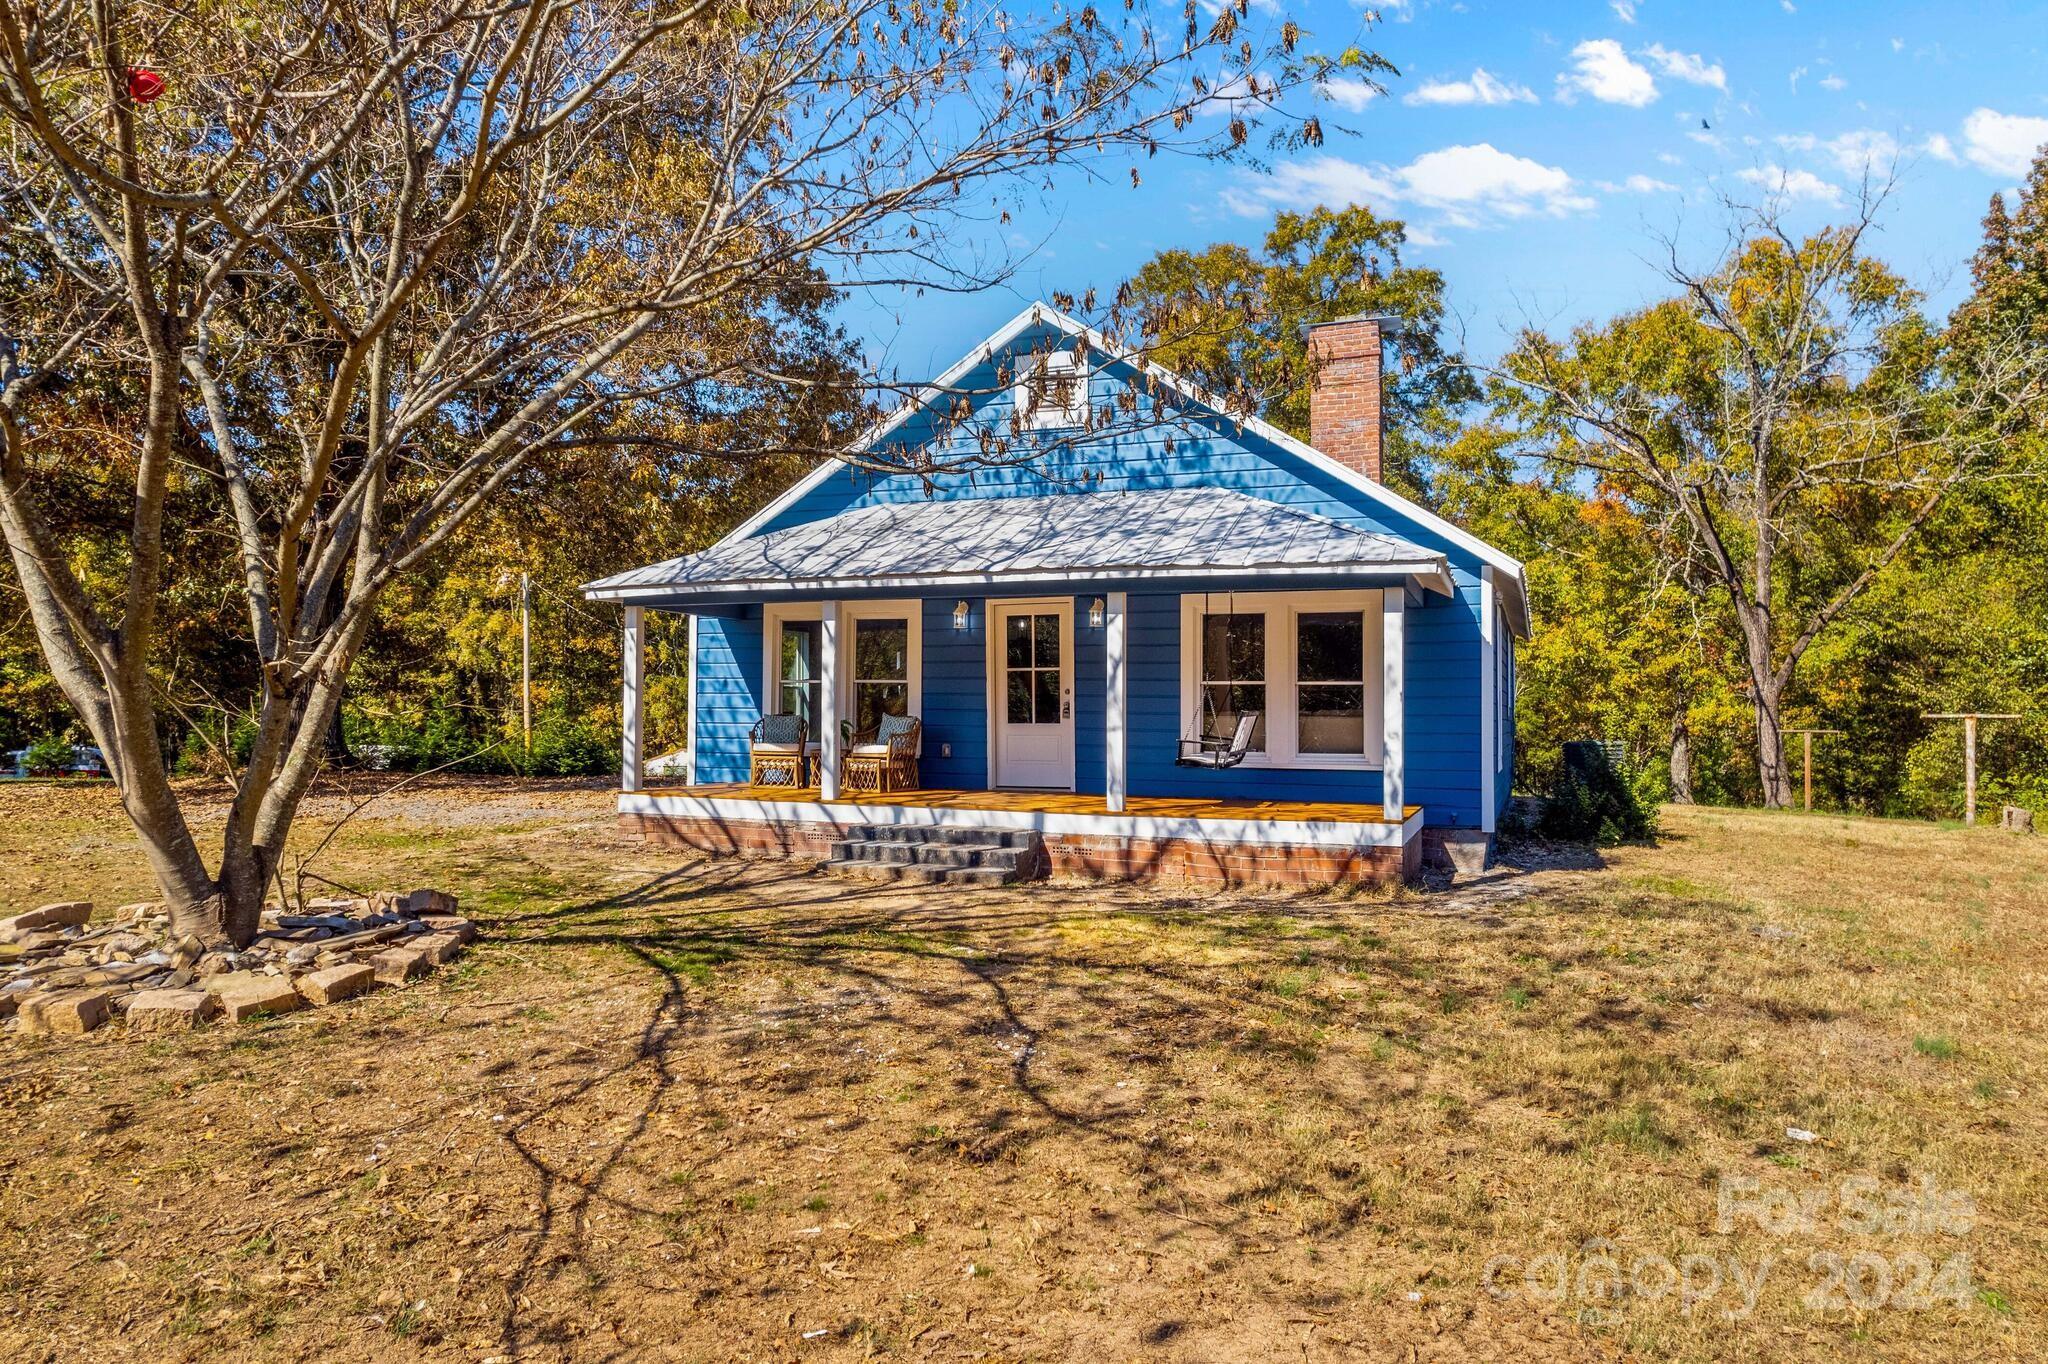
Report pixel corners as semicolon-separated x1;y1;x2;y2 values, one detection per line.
720;303;1531;635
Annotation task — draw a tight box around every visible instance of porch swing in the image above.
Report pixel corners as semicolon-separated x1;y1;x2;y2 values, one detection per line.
1176;591;1261;769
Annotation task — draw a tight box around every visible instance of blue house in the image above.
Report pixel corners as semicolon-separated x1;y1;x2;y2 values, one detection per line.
584;304;1527;885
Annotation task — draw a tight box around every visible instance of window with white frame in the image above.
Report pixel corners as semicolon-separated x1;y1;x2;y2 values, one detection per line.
776;620;822;727
852;616;911;734
1015;350;1089;429
1179;592;1384;769
761;601;921;743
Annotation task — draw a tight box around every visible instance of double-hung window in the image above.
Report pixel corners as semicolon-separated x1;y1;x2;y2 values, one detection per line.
1180;592;1384;769
852;617;910;735
776;620;821;728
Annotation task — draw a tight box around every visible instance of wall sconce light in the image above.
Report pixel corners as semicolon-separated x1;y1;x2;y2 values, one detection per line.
1088;597;1106;628
953;600;971;631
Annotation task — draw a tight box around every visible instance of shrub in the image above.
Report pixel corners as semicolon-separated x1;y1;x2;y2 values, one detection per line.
20;733;77;775
1540;742;1657;844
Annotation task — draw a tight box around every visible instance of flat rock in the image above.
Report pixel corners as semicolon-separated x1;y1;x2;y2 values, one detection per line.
19;987;113;1035
1;901;93;937
208;973;305;1022
127;989;217;1032
416;933;467;967
400;889;458;916
296;963;375;1006
369;946;429;986
420;916;478;944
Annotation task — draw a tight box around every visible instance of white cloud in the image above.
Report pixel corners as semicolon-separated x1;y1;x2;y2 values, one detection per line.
1819;74;1847;92
1961;107;2048;177
1788;65;1807;93
1890;37;1904;53
1657;150;1682;165
1641;44;1727;93
1777;128;1961;179
1557;39;1658;107
1924;132;1958;164
1324;78;1383;112
1226;144;1595;228
1596;173;1680;193
1405;68;1538;107
1737;165;1844;205
1610;0;1637;21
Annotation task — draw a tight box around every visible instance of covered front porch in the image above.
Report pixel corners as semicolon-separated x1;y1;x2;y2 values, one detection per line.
589;488;1458;885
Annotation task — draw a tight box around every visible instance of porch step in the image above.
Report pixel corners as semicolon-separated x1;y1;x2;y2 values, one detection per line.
820;825;1046;886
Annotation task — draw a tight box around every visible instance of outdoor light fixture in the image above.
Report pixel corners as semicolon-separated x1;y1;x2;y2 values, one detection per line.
953;600;971;630
1089;597;1106;628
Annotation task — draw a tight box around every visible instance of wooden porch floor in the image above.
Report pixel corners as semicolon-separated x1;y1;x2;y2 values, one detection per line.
646;782;1419;826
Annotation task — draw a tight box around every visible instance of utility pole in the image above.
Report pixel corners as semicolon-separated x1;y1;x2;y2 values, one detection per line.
520;571;532;757
1921;713;2020;824
1784;728;1843;812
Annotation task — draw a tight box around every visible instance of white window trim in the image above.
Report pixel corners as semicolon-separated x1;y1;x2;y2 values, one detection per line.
1014;350;1089;430
1177;590;1385;772
763;599;922;741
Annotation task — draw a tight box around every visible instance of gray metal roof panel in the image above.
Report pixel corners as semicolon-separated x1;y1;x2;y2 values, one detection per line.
584;488;1443;597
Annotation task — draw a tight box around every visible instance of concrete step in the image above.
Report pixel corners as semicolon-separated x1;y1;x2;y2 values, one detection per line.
827;839;1027;871
820;859;1020;887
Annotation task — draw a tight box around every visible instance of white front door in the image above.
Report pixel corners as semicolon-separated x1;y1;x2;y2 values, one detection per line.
992;600;1075;789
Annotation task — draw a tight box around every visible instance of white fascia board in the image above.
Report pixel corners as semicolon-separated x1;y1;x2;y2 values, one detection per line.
620;790;1422;849
584;558;1454;603
680;301;1532;637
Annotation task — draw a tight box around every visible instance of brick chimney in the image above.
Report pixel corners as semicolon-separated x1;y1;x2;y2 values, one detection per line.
1306;313;1399;482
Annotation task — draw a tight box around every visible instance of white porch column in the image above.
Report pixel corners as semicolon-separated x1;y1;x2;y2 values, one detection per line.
1479;567;1497;835
1104;591;1128;812
621;605;645;793
684;613;700;787
818;599;841;800
1381;589;1405;823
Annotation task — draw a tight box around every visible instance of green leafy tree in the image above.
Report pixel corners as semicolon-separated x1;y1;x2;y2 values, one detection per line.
1119;204;1474;493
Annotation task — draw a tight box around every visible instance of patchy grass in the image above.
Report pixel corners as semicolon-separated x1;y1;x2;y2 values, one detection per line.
0;784;2043;1361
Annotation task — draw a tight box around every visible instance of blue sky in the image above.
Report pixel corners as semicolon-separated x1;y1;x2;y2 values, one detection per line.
844;0;2048;379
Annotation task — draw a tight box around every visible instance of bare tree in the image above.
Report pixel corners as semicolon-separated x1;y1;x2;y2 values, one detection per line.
0;0;1355;943
1489;190;2046;806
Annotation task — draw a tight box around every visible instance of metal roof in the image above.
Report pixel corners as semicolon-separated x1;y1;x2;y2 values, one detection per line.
583;488;1451;602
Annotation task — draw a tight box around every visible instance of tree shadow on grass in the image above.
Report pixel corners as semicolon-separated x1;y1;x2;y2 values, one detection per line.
456;857;1452;1356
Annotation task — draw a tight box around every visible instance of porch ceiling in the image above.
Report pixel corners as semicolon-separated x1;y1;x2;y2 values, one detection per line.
582;488;1452;604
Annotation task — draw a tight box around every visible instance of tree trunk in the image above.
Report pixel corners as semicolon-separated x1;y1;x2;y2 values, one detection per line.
1669;709;1695;804
1751;681;1795;808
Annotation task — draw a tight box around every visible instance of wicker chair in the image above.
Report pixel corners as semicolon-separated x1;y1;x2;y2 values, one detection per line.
747;713;810;787
840;713;921;794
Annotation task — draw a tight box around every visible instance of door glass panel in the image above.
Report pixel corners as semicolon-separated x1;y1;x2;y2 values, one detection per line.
1033;613;1060;666
1007;673;1032;724
1005;615;1032;668
1033;668;1060;723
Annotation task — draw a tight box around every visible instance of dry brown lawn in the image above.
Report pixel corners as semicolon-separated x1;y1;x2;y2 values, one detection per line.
0;779;2041;1362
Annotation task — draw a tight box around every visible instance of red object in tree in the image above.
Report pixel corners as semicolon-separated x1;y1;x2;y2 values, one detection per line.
125;68;165;104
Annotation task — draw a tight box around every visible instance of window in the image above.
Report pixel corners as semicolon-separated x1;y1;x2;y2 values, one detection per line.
1004;611;1066;723
852;617;910;734
1179;591;1384;769
776;620;821;727
1296;611;1367;756
1015;350;1088;429
1199;612;1267;751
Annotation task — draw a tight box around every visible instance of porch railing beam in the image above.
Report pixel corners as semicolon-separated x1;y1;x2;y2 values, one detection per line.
622;605;645;794
1105;591;1128;813
818;599;841;800
1382;589;1405;822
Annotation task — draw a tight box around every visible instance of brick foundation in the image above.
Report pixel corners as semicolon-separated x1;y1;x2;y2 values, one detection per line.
622;813;1419;888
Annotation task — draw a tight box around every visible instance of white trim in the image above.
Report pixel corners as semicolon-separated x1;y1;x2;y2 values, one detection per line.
621;606;645;794
1105;591;1128;813
985;596;1077;791
620;790;1423;850
1178;589;1386;771
693;303;1528;636
1382;589;1405;822
817;601;840;801
1016;349;1090;429
584;558;1454;602
1480;566;1497;836
685;612;700;787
